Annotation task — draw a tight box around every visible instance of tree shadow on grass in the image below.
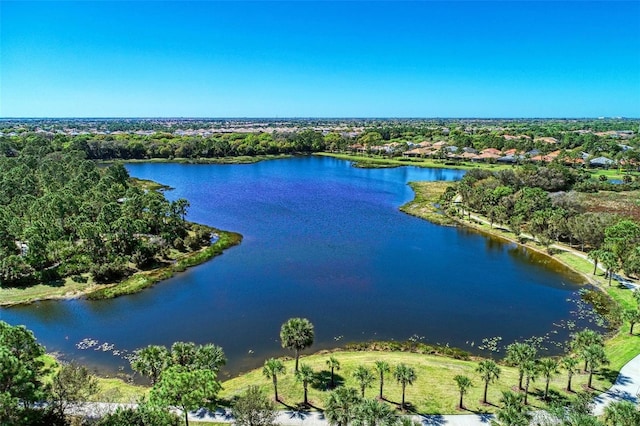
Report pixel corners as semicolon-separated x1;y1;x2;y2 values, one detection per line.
311;371;344;391
529;388;570;405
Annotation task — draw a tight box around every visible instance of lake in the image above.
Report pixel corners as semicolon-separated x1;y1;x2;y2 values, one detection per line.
0;157;597;379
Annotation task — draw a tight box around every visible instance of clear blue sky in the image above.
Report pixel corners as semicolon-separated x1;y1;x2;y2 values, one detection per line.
1;1;639;118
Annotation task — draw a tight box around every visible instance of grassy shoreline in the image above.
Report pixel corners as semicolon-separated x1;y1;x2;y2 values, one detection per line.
400;181;639;370
0;229;242;306
101;154;293;165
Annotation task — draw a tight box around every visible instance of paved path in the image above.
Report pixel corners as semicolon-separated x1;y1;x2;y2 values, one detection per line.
126;352;637;425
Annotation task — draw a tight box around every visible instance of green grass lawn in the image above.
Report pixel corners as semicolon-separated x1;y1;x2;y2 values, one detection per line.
219;351;613;415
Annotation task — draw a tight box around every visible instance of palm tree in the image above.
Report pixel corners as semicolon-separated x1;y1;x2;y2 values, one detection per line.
353;365;375;398
374;361;390;400
263;358;286;402
538;358;559;400
130;344;169;385
588;249;603;275
280;318;314;372
453;375;472;410
494;391;530;426
604;400;640;426
505;342;536;390
583;344;608;389
195;343;226;373
560;356;579;392
355;398;398;426
325;387;361;426
326;356;341;389
600;250;618;286
295;363;315;406
393;363;416;411
571;329;603;372
521;360;537;405
476;359;501;404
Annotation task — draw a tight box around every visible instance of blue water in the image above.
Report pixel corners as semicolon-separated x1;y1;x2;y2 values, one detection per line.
0;157;594;378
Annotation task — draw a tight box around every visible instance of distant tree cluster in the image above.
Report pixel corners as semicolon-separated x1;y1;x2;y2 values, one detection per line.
440;165;640;277
0;139;199;287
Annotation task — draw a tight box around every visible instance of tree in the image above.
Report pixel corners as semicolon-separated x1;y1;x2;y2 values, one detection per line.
232;385;278;426
326;356;341;389
505;342;536;390
131;345;170;385
600;249;618;286
492;391;530;426
623;309;640;335
603;400;640;426
393;363;416;411
262;358;286;402
325;387;361;426
96;399;180;426
560;356;579;392
605;220;640;270
583;344;608;389
476;359;501;404
521;360;537;405
295;363;314;406
0;321;47;425
49;362;98;419
537;358;558;400
453;375;473;410
353;365;375;398
571;329;604;372
150;366;221;426
354;398;398;426
280;318;314;372
374;360;390;400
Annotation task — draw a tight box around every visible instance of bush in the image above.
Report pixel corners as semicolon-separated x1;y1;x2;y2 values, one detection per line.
90;259;128;283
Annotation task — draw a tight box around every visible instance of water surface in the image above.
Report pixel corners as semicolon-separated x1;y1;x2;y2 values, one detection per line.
1;157;593;378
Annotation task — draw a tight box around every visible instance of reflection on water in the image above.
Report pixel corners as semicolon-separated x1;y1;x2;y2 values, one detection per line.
0;157;602;377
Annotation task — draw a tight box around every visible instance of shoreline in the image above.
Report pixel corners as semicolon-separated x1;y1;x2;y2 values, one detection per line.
0;228;242;307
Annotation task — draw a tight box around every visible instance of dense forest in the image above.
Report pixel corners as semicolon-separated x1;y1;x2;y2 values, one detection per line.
0;138;213;287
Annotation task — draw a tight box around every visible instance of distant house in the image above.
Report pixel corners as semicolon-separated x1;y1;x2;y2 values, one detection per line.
589;156;615;168
480;148;502;156
534;137;559;144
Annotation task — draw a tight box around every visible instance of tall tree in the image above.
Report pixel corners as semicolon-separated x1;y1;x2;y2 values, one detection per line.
150;366;221;426
476;359;501;404
583;344;608;389
570;329;603;372
262;358;286;402
280;318;314;372
505;342;536;390
538;358;559;400
453;375;473;410
393;363;416;412
374;360;390;400
521;360;537;405
353;365;375;398
560;356;579;392
49;362;98;419
326;356;341;389
295;363;315;406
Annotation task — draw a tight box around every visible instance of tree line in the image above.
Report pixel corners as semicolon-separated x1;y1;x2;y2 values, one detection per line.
439;165;640;278
3;312;640;426
0;138;209;288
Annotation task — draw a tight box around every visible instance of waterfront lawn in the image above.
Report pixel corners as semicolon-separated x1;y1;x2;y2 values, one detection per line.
220;351;609;415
